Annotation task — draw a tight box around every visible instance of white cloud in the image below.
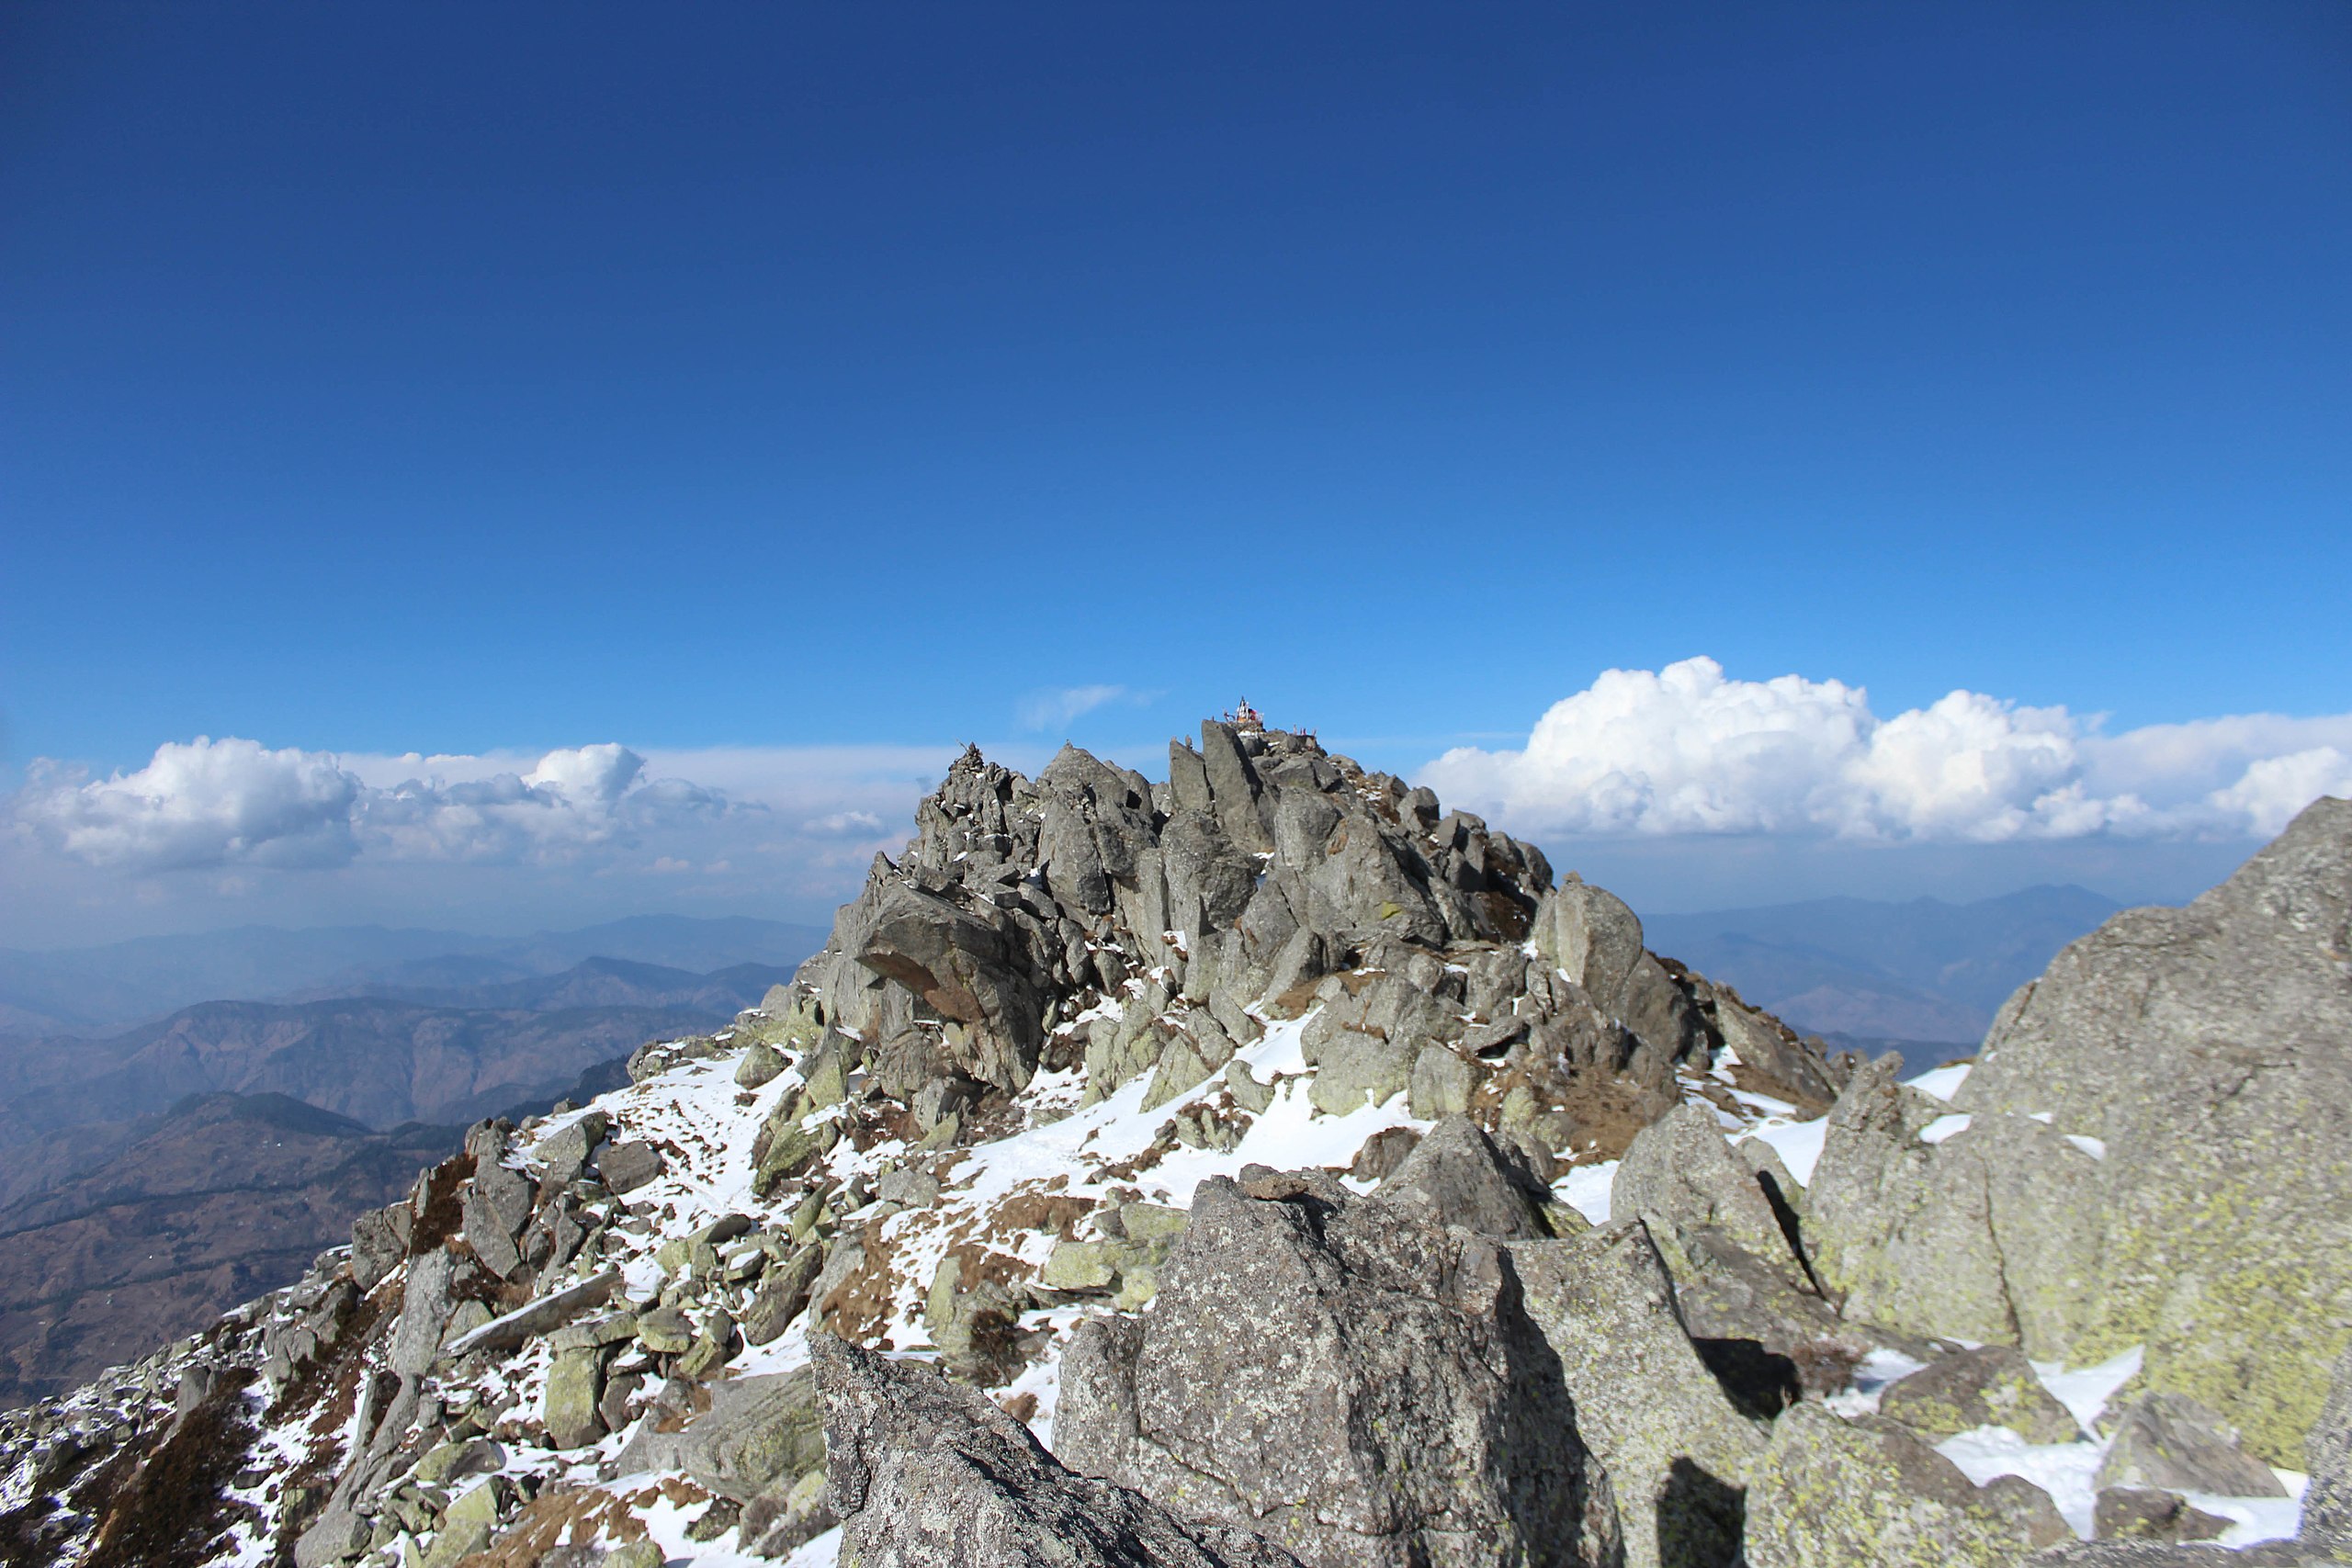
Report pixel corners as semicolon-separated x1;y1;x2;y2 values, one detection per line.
14;738;362;871
1421;658;2352;844
12;737;745;873
1017;683;1147;731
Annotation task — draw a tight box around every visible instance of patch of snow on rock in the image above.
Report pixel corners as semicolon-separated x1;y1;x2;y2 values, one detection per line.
1905;1062;1972;1101
1736;1115;1828;1186
1555;1160;1620;1224
1918;1112;1973;1145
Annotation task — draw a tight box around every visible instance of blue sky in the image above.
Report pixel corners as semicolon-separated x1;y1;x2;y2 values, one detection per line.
4;4;2349;944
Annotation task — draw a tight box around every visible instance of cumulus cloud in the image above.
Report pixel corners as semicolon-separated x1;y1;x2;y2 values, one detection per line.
12;737;745;873
1016;683;1149;731
1421;658;2352;844
15;739;362;871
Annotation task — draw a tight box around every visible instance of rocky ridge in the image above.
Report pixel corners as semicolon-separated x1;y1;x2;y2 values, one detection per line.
0;722;2343;1568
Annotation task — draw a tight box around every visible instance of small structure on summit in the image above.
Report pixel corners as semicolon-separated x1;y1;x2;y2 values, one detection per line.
1227;697;1263;733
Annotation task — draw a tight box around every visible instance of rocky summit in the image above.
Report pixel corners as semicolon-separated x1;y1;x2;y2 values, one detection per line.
0;717;2347;1568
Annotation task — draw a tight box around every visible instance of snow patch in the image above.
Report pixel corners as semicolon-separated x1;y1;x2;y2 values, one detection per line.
1735;1116;1827;1186
1905;1063;1972;1101
1936;1425;2109;1539
1556;1161;1619;1224
2030;1345;2143;1435
1918;1113;1973;1145
1824;1347;1929;1416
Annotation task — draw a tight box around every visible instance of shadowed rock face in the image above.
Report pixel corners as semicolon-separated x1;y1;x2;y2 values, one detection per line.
810;1336;1302;1568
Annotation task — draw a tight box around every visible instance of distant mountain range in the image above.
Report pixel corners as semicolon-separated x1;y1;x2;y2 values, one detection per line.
0;954;801;1201
1642;884;2122;1051
0;934;818;1408
0;913;829;1037
0;1093;461;1410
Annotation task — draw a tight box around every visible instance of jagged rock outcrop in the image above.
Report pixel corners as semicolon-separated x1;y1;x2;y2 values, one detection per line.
812;1336;1302;1568
1808;795;2352;1463
775;718;1840;1190
1055;1169;1618;1568
1612;1103;1804;1284
1370;1115;1567;1240
0;716;1875;1568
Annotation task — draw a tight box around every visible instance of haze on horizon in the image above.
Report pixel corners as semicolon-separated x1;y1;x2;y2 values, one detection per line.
3;3;2347;949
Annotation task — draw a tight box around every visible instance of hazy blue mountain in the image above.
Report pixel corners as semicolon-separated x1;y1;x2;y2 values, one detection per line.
325;956;794;1015
1642;885;2121;1047
0;915;825;1036
0;954;790;1148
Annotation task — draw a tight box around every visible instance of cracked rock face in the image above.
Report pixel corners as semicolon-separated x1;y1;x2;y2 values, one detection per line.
1055;1171;1618;1568
811;1336;1302;1568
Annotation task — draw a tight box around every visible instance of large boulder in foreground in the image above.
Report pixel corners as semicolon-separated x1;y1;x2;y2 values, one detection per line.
1801;797;2352;1466
1952;795;2352;1463
1054;1172;1617;1568
810;1336;1300;1568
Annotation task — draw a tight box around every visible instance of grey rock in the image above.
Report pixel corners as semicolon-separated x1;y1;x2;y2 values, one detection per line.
1348;1126;1420;1182
2308;1345;2352;1541
1407;1043;1475;1119
1702;981;1844;1110
442;1269;623;1360
1198;720;1274;854
349;1202;410;1292
1611;1103;1799;1283
1953;796;2352;1462
1807;1055;2102;1353
1161;810;1260;944
614;1365;827;1500
1167;739;1214;816
1880;1345;2079;1445
1224;1059;1275;1114
2030;1542;2350;1566
876;1164;942;1210
1304;1029;1413;1115
1055;1173;1614;1568
1368;1116;1555;1240
813;1335;1304;1567
391;1246;461;1378
537;1110;609;1186
1509;1221;1765;1568
1666;1224;1911;1388
853;878;1047;1092
422;1474;508;1568
735;1040;788;1089
598;1139;664;1194
1531;876;1646;1018
2092;1485;2233;1543
2097;1392;2285;1498
543;1346;608;1450
1746;1402;2069;1568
